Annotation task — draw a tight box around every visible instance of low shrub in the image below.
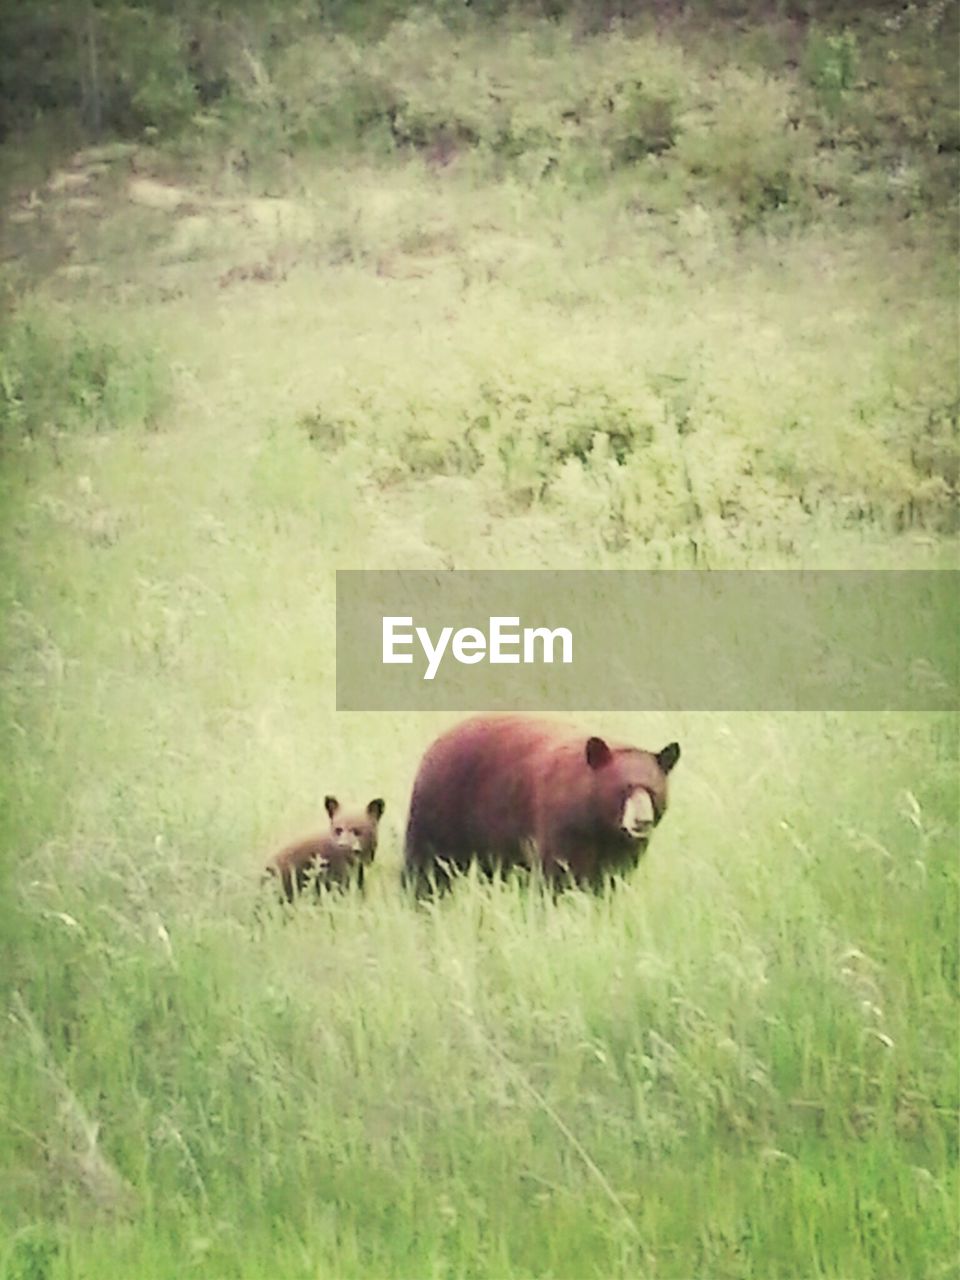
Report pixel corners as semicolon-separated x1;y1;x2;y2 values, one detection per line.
0;311;171;440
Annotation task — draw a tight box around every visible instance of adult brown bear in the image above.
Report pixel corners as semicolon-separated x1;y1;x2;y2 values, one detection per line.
265;796;384;900
403;716;680;894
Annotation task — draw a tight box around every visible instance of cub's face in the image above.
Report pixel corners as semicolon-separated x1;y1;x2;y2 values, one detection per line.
584;737;681;851
324;796;385;864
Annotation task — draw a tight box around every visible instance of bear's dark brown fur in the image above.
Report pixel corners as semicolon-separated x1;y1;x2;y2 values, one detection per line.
403;716;679;893
265;796;384;900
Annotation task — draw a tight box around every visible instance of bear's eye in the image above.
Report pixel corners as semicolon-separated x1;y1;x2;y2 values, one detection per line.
334;826;344;836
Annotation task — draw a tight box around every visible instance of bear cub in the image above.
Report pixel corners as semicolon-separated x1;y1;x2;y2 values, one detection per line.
266;796;384;900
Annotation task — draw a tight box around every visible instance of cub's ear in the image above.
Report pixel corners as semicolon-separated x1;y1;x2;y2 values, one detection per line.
324;795;340;818
586;736;613;769
656;743;681;775
367;798;385;820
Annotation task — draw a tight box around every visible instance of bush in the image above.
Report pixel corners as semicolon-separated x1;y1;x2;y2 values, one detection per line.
675;69;817;226
268;35;400;152
258;19;692;180
300;347;959;546
0;312;171;440
802;26;860;111
0;4;200;139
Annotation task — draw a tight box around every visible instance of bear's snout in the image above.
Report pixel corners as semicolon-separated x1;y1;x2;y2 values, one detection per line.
621;790;655;841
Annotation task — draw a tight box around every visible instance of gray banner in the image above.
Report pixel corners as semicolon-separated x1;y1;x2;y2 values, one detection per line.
336;570;958;711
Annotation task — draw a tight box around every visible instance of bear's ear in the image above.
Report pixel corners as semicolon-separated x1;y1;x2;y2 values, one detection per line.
655;742;681;775
324;795;340;818
367;798;385;820
586;736;613;769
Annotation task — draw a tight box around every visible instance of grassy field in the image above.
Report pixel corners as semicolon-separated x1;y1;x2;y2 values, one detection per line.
1;6;957;1277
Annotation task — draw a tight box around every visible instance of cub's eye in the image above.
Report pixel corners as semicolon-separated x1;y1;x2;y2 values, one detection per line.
334;827;344;836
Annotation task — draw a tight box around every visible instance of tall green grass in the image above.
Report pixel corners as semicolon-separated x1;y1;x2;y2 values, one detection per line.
3;715;957;1278
1;7;957;1278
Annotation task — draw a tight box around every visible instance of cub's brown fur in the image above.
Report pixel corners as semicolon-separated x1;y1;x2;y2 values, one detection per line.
265;796;384;900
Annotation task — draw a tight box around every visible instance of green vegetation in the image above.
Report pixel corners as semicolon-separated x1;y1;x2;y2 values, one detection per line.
0;1;957;1276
